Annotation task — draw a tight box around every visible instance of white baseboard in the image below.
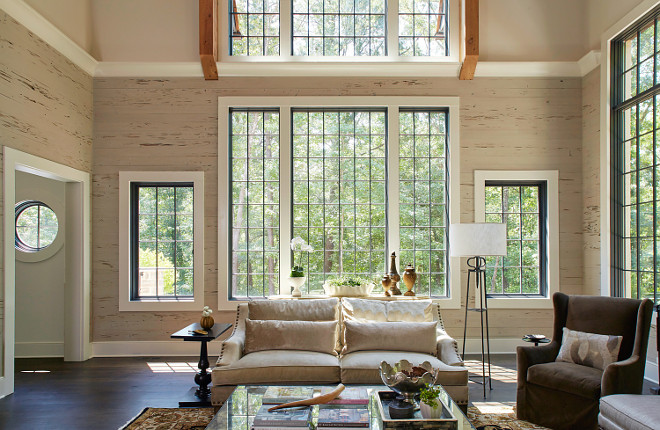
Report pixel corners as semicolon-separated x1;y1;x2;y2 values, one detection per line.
645;359;658;384
459;337;527;355
15;342;64;358
91;341;226;358
90;338;524;358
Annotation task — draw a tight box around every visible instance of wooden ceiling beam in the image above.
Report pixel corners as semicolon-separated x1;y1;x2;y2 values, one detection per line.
199;0;218;80
459;0;479;80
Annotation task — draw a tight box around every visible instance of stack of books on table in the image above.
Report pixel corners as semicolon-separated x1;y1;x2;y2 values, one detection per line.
261;386;315;405
317;408;370;429
317;386;370;407
252;405;311;430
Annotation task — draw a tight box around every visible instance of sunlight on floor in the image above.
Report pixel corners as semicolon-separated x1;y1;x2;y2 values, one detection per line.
471;401;516;414
19;370;51;373
463;360;517;383
147;362;198;373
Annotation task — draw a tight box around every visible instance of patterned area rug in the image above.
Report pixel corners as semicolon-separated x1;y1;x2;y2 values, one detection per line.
468;404;550;430
120;408;215;430
121;406;548;430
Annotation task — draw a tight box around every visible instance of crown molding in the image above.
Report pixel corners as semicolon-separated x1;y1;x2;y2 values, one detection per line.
578;50;602;76
95;58;601;79
0;0;98;76
3;0;601;80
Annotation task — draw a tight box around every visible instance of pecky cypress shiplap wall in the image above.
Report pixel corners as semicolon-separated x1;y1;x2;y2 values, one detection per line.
0;10;93;367
93;76;583;343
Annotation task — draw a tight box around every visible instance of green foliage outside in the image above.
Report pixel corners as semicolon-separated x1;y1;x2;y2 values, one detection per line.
230;0;447;57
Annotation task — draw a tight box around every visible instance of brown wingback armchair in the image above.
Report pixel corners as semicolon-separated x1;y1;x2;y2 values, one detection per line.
516;292;653;430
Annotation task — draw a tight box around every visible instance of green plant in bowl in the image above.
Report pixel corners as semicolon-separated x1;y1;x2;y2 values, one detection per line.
419;383;444;419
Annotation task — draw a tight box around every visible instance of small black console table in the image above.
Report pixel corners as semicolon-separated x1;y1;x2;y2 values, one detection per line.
171;322;232;407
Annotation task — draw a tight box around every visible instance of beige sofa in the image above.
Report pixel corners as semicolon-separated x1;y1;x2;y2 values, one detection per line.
211;298;468;408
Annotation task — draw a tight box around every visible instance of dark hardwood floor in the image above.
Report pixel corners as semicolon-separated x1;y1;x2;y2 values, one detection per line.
0;355;655;429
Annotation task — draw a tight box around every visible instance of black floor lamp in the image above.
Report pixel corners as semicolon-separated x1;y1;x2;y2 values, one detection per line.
450;223;507;397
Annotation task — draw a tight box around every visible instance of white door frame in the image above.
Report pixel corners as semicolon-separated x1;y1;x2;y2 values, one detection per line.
0;147;91;399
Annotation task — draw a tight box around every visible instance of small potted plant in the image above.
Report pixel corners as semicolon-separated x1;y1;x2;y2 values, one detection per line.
322;275;375;297
419;383;444;419
289;237;313;297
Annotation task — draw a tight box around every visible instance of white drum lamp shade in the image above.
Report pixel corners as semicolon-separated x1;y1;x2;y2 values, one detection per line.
449;223;507;257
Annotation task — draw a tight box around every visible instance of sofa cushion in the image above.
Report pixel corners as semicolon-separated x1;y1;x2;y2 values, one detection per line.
342;320;437;355
599;394;660;430
245;319;338;356
342;298;388;322
386;300;434;322
527;361;603;399
341;298;433;322
340;351;468;386
248;298;339;321
212;350;340;386
556;327;623;370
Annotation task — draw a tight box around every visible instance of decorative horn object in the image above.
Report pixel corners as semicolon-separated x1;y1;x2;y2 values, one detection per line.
267;384;345;412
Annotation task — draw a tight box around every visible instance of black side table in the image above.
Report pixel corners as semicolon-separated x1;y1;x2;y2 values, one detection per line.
522;336;550;347
171;322;232;407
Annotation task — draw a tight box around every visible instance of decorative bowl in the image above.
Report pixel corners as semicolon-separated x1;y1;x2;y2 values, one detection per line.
379;360;437;406
322;282;375;297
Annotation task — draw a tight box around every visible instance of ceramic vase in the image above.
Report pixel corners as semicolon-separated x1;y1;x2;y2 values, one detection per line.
420;401;443;419
289;276;306;297
388;252;402;295
403;264;417;296
200;316;214;330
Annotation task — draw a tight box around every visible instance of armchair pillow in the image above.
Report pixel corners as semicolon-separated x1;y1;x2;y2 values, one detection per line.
342;320;437;355
556;327;623;370
244;319;339;356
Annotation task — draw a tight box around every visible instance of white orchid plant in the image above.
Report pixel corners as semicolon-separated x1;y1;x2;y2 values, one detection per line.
201;306;213;318
290;237;313;277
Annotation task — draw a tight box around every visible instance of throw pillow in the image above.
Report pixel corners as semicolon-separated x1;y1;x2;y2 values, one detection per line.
555;327;623;370
342;320;437;355
342;298;388;322
244;319;339;356
248;298;339;321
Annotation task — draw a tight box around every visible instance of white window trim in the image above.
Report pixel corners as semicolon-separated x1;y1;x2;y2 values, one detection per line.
218;0;461;73
119;171;205;311
218;96;460;310
474;170;559;309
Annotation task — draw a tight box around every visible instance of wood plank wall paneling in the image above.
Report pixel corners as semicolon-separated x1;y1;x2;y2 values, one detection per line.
93;76;583;342
581;68;602;296
0;10;93;371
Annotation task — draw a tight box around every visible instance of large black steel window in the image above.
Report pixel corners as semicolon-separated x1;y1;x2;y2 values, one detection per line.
399;109;448;297
483;182;546;296
611;7;660;302
230;109;281;299
292;109;387;294
130;183;195;300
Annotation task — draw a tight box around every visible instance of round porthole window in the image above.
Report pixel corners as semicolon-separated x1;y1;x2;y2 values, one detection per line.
15;201;59;252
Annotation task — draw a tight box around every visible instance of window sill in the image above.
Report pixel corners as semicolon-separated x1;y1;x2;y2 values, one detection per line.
220;293;461;311
119;298;203;312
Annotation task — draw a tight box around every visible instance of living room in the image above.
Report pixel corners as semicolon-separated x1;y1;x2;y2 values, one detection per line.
0;0;659;429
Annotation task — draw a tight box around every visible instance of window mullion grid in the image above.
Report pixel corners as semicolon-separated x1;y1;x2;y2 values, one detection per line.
313;111;317;291
654;92;658;304
174;187;178;299
36;205;41;249
426;113;432;295
262;113;266;297
636;100;641;300
354;115;358;275
246;115;252;298
155;187;160;299
518;185;523;295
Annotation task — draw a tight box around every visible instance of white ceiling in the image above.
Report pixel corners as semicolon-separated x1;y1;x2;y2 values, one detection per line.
19;0;649;63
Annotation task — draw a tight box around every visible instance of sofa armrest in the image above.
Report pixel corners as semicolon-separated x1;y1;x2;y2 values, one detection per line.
215;303;248;368
601;355;645;396
216;330;245;367
437;333;462;366
516;342;559;388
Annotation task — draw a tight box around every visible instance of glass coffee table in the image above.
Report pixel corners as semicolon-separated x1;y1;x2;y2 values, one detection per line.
206;385;475;429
